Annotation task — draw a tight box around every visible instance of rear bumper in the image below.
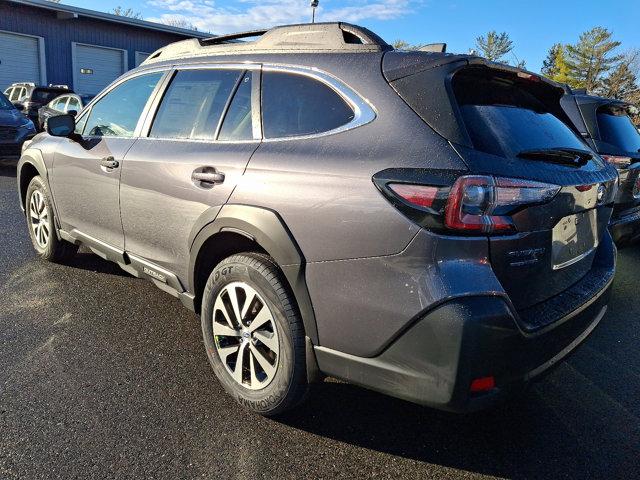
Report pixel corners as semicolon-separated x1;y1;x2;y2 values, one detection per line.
315;279;612;412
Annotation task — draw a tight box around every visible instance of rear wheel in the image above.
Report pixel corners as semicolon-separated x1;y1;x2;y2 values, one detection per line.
201;253;307;416
25;176;78;263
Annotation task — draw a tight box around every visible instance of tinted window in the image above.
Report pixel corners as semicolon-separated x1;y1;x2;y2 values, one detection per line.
597;107;640;154
261;72;354;138
454;73;586;158
218;72;253;141
150;69;241;140
83;72;162;137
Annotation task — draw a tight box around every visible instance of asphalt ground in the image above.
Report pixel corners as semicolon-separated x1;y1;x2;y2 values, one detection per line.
0;163;639;479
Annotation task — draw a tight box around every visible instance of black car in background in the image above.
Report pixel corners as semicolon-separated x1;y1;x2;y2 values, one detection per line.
562;89;640;245
37;93;94;130
0;91;36;160
3;83;73;127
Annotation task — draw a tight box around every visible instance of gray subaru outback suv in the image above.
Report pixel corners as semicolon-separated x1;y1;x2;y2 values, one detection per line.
17;23;618;415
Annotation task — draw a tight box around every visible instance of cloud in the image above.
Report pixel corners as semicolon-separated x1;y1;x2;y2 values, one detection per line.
146;0;416;34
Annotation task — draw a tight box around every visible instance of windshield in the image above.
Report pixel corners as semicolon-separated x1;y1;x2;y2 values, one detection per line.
0;93;14;110
32;89;66;103
597;106;640;154
454;72;587;158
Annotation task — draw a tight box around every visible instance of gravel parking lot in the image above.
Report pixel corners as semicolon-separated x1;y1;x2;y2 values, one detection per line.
1;163;639;479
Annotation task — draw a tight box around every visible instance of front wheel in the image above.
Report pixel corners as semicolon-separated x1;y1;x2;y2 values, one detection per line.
25;176;78;263
201;253;308;416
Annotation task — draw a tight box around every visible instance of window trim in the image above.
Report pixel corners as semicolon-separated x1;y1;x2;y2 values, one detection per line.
76;68;169;139
137;62;375;144
260;65;376;142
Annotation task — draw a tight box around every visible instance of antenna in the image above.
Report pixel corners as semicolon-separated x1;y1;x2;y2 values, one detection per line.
310;0;319;23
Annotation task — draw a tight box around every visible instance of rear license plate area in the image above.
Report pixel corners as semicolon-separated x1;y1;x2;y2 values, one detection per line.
552;209;598;270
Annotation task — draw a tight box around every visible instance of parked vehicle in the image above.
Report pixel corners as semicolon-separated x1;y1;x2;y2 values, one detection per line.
3;83;72;127
17;23;618;415
37;93;95;130
0;91;36;159
562;89;640;245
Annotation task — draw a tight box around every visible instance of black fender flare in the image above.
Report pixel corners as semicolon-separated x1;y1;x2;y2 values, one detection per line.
189;204;318;344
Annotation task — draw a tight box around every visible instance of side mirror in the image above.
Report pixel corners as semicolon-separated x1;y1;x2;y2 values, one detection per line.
46;114;75;137
67;109;78;117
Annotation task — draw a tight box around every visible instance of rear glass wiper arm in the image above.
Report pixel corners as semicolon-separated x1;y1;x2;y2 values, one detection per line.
516;148;593;165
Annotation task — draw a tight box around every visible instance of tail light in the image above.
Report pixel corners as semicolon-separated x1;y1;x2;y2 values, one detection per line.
376;173;560;235
602;155;632;168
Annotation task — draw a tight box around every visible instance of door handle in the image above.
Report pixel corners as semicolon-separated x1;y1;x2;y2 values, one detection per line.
192;170;225;185
100;156;119;169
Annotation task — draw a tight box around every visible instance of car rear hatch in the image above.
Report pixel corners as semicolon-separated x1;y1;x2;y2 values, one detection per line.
381;53;618;326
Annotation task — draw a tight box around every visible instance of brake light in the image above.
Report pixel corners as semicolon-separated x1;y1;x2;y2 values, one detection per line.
470;376;496;393
388;183;439;208
601;155;632;168
444;176;560;233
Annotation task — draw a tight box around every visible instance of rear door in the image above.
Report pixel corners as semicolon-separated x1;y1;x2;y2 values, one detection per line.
49;71;165;250
119;66;260;281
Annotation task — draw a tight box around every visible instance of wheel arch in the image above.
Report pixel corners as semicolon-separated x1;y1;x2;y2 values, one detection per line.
189;204;318;344
17;151;47;212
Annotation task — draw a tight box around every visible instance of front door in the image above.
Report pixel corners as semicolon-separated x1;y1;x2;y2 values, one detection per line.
119;67;259;281
49;71;165;250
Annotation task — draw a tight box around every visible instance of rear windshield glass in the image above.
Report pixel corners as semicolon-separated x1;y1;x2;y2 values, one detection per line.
32;89;67;103
597;106;640;154
0;93;14;110
453;72;586;158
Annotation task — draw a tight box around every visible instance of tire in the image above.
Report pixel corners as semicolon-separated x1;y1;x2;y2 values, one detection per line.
201;252;307;416
25;176;78;263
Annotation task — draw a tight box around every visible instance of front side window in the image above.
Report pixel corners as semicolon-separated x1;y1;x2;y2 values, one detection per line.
150;69;241;140
597;106;640;154
261;71;355;138
82;72;163;137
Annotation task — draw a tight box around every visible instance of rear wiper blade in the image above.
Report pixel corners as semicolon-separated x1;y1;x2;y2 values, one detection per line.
516;148;593;166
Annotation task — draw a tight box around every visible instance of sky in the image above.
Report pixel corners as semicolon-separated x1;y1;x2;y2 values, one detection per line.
65;0;640;72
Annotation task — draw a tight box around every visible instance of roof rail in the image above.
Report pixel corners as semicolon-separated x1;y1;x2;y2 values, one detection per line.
141;22;391;65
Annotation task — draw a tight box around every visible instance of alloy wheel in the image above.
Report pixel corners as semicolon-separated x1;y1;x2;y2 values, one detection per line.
212;282;280;390
29;190;50;249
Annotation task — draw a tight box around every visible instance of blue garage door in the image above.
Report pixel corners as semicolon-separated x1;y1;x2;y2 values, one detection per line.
75;44;125;95
0;31;42;90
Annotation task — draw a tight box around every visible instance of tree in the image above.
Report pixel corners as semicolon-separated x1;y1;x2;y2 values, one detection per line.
541;43;571;84
160;18;200;31
112;6;143;19
600;60;638;100
565;27;622;92
474;31;513;63
391;40;425;51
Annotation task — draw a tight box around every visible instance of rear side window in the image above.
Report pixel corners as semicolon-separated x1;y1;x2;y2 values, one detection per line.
67;96;81;112
51;96;68;111
597;106;640;154
453;70;586;158
218;72;253;141
150;69;241;140
83;72;163;137
261;72;354;138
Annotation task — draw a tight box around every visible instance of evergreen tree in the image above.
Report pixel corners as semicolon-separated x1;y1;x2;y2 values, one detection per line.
565;27;622;92
541;44;571;84
600;61;638;100
474;31;514;63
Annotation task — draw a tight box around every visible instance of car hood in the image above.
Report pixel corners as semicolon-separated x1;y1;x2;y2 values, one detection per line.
0;108;28;126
